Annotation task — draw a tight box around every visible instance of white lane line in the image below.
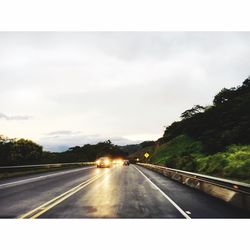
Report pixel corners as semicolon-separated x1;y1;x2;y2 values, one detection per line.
134;165;191;219
0;166;95;188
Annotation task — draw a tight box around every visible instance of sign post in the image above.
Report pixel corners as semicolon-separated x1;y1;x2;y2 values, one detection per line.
144;152;150;163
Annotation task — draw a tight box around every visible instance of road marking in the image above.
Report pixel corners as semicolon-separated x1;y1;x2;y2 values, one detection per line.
134;165;191;219
18;170;109;219
186;211;191;215
0;166;95;189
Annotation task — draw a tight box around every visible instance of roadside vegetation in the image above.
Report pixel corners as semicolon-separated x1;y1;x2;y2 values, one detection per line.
0;138;126;167
130;135;250;183
130;77;250;183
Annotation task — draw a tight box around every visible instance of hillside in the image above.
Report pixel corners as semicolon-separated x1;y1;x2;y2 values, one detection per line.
163;77;250;152
129;78;250;183
119;141;155;155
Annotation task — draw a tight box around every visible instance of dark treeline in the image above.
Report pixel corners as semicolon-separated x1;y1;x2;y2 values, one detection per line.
0;136;43;166
0;138;127;167
46;140;127;163
120;141;155;155
162;77;250;153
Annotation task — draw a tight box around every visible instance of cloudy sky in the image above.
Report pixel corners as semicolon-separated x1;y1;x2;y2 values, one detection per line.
0;32;250;151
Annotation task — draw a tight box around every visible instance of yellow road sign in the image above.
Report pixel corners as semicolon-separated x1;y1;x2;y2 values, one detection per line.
144;152;150;158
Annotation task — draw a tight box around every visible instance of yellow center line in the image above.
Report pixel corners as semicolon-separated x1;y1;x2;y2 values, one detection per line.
18;170;109;219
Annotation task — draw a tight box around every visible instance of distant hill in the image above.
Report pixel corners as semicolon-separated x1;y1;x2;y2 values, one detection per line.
120;141;155;155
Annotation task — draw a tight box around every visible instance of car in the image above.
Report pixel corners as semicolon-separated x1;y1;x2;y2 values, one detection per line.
124;160;130;166
112;158;130;166
95;157;112;168
112;158;124;166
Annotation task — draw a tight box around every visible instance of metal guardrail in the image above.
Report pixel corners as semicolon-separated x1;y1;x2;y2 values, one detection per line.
137;163;250;212
0;162;95;180
0;162;95;170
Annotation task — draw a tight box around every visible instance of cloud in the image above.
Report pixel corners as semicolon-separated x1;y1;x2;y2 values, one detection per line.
45;130;80;136
0;112;32;121
0;32;250;147
39;131;143;152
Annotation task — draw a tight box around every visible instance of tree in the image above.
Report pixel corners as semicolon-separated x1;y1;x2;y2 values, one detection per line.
11;139;43;164
0;137;43;166
213;87;237;106
140;141;155;148
163;77;250;153
180;105;205;120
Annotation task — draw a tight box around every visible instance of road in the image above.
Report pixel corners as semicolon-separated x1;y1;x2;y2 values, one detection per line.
0;164;249;218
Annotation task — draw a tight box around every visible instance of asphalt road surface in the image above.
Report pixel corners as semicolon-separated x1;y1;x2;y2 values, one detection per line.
0;164;249;218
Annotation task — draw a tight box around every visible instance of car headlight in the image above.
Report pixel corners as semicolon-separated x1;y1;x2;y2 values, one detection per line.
104;159;110;165
96;160;100;165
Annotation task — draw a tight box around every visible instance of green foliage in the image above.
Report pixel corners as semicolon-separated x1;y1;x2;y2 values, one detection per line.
151;135;203;164
148;141;250;182
119;144;141;155
0;136;43;165
129;144;156;163
195;145;250;181
130;78;250;182
130;135;203;169
139;141;155;148
58;140;127;162
180;105;205;119
165;155;197;172
163;78;250;153
195;154;228;175
0;137;127;166
120;141;155;156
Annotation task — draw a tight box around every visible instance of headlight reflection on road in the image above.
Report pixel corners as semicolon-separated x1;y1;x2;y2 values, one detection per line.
102;172;110;187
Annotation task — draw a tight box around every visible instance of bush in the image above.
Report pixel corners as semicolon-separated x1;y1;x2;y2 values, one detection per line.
196;154;228;175
196;145;250;181
155;141;250;182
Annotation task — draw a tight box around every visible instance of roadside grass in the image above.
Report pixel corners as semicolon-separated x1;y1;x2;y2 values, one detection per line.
195;145;250;183
130;135;250;184
151;135;203;166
